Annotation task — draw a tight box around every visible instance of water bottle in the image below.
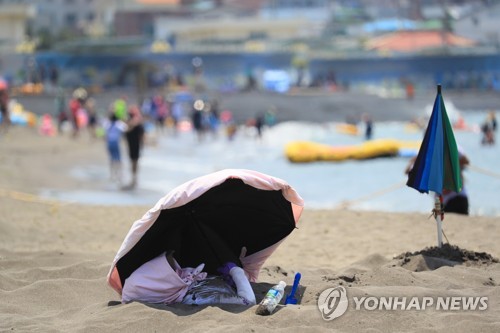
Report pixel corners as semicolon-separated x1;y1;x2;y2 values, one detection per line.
255;281;286;316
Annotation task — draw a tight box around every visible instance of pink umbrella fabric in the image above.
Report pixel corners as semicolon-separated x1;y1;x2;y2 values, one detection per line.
107;169;304;300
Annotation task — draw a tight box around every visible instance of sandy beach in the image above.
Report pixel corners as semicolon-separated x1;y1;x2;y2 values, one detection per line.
1;122;499;332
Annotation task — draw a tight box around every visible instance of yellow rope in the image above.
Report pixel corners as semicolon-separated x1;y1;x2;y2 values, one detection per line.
3;163;495;210
336;180;406;209
468;164;500;179
0;188;71;206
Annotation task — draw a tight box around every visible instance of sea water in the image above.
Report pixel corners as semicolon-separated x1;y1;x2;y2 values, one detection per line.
42;110;500;217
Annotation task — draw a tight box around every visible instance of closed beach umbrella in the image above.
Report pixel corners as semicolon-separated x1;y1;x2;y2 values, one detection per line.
406;84;462;247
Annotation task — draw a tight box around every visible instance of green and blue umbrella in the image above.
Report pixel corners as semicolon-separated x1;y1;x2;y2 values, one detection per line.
406;84;462;247
407;85;462;195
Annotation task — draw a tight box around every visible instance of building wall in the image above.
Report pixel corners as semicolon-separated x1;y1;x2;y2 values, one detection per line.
154;16;312;41
454;2;500;46
0;4;34;53
115;12;156;37
31;0;101;34
152;0;331;42
0;0;118;37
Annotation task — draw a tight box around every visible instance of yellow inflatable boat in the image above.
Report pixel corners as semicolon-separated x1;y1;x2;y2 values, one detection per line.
285;139;421;163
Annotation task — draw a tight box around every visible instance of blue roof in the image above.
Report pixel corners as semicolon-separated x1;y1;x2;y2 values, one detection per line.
363;19;417;33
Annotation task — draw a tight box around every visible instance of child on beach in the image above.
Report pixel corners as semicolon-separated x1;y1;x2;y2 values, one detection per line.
104;113;127;184
121;252;256;306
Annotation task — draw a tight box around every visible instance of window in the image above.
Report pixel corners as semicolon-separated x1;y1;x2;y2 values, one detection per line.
65;13;77;25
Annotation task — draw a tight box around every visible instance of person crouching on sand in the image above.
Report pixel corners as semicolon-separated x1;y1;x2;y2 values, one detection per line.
121;252;256;306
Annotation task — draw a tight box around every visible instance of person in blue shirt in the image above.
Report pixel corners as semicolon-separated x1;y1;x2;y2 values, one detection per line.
104;112;127;184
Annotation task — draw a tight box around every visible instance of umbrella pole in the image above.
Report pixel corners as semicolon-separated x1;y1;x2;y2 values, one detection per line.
433;195;444;248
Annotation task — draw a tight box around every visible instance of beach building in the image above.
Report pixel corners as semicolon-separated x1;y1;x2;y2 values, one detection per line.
0;3;34;54
366;30;477;55
0;0;117;38
3;0;500;93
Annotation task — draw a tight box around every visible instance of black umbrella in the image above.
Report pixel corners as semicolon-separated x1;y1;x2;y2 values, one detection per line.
114;177;301;288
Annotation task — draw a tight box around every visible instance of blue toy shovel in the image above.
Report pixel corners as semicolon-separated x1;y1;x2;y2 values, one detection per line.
285;272;302;305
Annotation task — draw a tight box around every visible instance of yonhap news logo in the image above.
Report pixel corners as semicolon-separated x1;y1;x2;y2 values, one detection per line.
317;286;349;321
317;287;488;321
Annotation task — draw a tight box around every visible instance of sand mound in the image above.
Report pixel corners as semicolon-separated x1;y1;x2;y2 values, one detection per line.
394;244;499;272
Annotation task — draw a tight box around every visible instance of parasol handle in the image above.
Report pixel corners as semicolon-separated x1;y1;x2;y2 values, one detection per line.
437;84;442;94
434;195;443;247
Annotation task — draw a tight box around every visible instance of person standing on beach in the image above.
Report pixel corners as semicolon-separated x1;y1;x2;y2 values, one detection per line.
69;88;87;138
254;112;265;139
0;79;10;132
123;105;145;190
49;64;59;90
86;97;98;139
114;95;128;122
440;147;470;215
362;113;373;140
490;111;498;132
54;87;67;133
191;99;206;141
480;111;496;145
104;113;127;184
153;94;168;134
405;146;470;215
